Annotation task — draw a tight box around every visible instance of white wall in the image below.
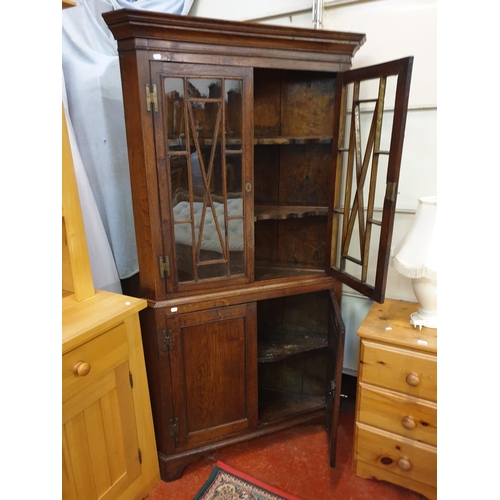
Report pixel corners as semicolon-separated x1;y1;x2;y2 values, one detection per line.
189;0;437;373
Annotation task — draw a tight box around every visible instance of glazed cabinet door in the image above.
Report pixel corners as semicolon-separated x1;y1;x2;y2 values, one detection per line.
150;62;254;295
166;303;258;452
327;57;413;302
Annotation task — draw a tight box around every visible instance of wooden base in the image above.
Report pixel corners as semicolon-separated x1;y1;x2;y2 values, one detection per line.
354;460;437;500
158;411;325;481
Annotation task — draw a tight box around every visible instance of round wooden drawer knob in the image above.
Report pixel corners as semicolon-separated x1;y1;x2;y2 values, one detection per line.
397;457;412;472
405;372;420;387
73;361;91;377
402;415;416;430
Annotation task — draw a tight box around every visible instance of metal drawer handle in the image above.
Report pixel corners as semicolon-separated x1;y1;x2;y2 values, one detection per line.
402;415;416;430
73;361;91;377
397;457;412;472
405;372;420;387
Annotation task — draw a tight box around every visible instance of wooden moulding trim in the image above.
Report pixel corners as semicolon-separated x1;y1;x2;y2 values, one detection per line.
118;42;353;72
149;274;338;313
103;9;366;57
116;38;354;66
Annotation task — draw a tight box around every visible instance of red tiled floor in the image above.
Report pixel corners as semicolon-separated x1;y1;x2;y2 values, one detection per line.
146;411;425;500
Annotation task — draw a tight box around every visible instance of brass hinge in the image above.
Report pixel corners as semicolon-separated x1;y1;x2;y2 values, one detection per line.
169;418;179;437
138;448;142;465
159;255;171;278
162;329;174;351
146;83;158;112
129;371;134;389
385;181;398;203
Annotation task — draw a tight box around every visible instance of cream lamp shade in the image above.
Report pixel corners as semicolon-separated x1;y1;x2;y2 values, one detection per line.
392;196;437;329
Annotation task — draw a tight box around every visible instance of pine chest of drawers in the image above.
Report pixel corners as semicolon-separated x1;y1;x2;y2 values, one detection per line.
353;299;437;500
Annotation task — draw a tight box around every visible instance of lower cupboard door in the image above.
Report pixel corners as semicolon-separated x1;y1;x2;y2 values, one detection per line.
62;362;141;500
168;303;258;452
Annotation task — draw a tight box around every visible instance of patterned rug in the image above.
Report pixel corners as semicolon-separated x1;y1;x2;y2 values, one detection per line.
193;461;302;500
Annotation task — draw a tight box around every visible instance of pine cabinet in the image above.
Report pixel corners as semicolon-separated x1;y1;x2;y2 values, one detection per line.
62;292;160;499
353;299;437;499
103;9;413;481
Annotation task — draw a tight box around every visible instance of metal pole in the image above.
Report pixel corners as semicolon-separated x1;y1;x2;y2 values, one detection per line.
312;0;324;29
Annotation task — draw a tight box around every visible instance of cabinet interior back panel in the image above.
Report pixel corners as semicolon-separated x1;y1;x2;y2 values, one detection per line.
279;71;335;137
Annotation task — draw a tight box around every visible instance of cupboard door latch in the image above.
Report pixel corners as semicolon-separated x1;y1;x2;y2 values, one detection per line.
159;255;171;278
169;418;179;437
162;329;174;351
146;83;158;112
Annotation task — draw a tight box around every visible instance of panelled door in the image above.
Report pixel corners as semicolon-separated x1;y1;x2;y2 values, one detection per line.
166;303;258;452
327;57;413;303
62;359;141;499
150;62;254;295
326;288;346;467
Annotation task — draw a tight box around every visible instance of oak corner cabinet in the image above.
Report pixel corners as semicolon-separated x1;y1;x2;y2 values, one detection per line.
103;8;414;482
353;299;437;500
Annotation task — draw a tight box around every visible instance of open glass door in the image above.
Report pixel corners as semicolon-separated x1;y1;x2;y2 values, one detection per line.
327;57;413;303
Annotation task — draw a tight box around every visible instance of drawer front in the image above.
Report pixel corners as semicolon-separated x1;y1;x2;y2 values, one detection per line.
358;383;437;446
360;340;436;401
62;322;129;401
355;422;436;488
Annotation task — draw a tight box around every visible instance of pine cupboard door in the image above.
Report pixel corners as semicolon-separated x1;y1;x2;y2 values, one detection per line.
325;289;346;467
167;303;258;452
150;62;254;295
327;57;413;302
62;361;141;500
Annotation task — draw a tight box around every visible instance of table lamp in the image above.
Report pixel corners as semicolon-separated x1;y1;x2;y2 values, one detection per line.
392;196;437;329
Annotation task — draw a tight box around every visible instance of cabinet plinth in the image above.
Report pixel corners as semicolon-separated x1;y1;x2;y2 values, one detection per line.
353;299;437;500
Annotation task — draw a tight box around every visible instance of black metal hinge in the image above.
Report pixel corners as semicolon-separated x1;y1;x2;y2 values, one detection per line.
162;330;174;351
169;418;179;437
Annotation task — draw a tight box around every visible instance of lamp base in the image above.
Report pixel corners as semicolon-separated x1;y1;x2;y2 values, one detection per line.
410;276;437;330
410;309;437;330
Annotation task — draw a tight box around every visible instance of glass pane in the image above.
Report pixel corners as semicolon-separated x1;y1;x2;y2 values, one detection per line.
195;201;225;260
198;263;228;280
164;78;185;144
225;80;242;150
170;155;189;201
187;78;222;99
225;154;242;196
173;222;195;282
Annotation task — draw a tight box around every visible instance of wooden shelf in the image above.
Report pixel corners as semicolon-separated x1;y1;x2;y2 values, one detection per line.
254;136;332;145
255;205;328;221
254;265;324;282
258;389;325;423
258;328;327;363
167;136;332;148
